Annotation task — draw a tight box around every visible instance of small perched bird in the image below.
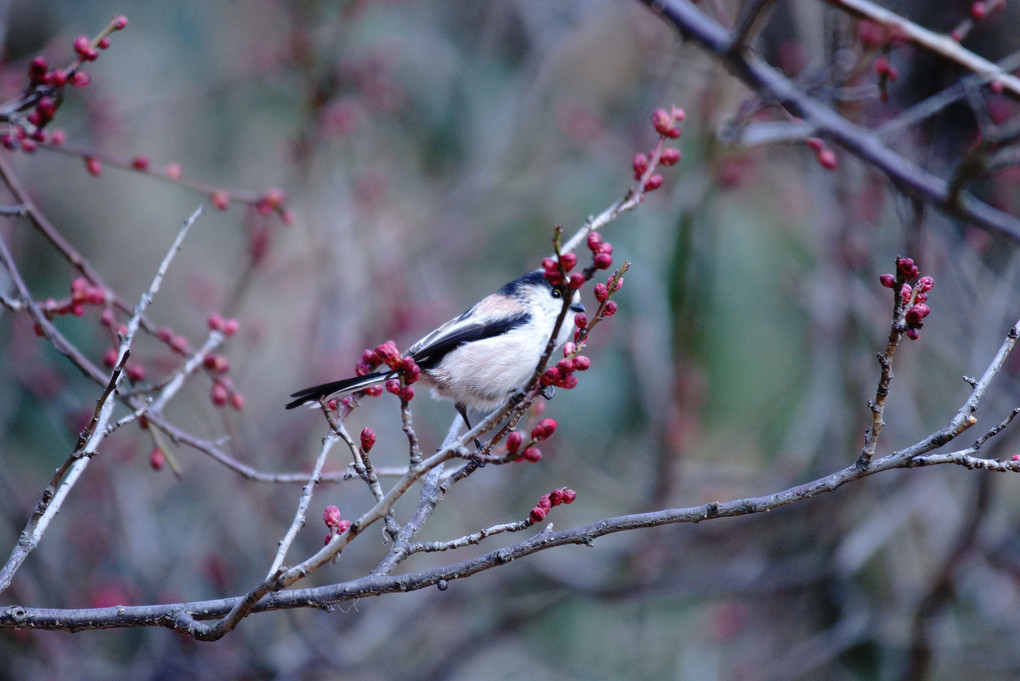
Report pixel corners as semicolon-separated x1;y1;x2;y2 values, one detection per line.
286;270;585;427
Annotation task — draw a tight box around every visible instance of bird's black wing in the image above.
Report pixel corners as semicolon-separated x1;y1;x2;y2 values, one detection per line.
410;311;530;370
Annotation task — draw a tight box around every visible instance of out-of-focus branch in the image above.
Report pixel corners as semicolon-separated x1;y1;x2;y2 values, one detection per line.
637;0;1020;242
0;206;202;594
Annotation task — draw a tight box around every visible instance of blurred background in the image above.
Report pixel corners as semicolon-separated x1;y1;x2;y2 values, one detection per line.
2;0;1020;679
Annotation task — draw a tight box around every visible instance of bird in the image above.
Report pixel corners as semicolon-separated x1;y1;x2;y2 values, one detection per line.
286;270;585;429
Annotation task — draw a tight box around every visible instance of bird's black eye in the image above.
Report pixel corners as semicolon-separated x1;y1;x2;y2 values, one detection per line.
551;288;562;299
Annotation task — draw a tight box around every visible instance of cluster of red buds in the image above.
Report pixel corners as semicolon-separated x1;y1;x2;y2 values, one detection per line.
149;313;244;408
540;340;591;393
345;339;419;405
632;106;684;193
323;504;352;544
36;276;106;322
879;256;933;340
1;16;128;152
541;231;614;291
504;417;558;463
806;137;838;170
528;487;577;523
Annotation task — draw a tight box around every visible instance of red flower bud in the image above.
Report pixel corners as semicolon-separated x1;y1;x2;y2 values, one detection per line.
84;156;102;177
506;431;522;453
879;273;896;288
660;147;681;166
559;252;578;272
531;418;557;441
586;231;603;252
593;252;612;270
529;506;547;522
632;153;649;179
323;505;342;528
644;174;664;191
360;427;376;452
210;382;228;407
149;447;165;470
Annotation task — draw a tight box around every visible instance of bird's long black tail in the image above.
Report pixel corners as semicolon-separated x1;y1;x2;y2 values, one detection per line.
285;371;392;409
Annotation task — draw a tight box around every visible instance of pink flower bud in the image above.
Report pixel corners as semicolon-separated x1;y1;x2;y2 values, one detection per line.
651;108;672;136
560;252;578;272
879;273;896;288
210;382;228;407
323;505;342;528
529;506;547;522
574;313;588;328
660;147;681;166
506;431;523;453
540;367;561;387
531;418;557;441
573;355;590;371
632;153;649;179
84;156;102;177
643;174;664;191
523;447;542;463
593;252;612;270
603;301;618;316
562;488;577;503
149;447;165;470
586;231;603;252
360;427;376;451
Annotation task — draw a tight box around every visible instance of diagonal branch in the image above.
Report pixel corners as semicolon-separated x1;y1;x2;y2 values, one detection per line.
637;0;1020;242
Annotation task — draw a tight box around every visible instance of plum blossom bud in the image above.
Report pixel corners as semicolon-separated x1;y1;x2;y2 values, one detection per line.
529;506;547;523
879;273;896;288
632;153;649;179
506;431;523;453
593;252;612;270
149;447;165;470
323;505;342;528
559;252;578;272
360;427;376;451
531;418;557;441
586;231;603;252
523;447;542;463
644;174;664;191
660;147;681;166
